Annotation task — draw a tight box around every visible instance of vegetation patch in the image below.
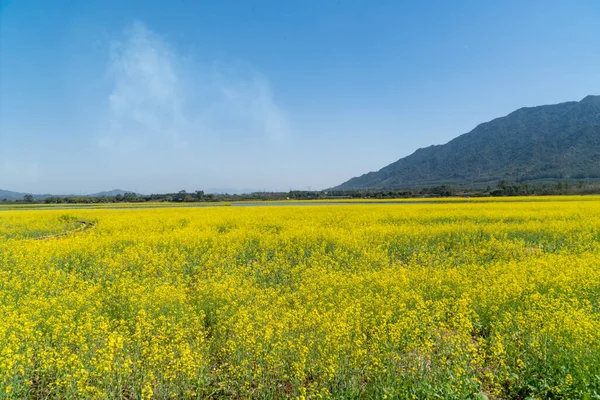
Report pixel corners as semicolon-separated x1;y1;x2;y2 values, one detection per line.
2;200;600;398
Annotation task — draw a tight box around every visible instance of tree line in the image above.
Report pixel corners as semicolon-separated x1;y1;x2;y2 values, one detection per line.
6;181;600;204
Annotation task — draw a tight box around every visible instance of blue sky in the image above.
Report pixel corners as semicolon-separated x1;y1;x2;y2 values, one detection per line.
1;0;599;194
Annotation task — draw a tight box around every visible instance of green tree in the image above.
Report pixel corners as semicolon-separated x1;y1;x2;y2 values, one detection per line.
174;190;187;202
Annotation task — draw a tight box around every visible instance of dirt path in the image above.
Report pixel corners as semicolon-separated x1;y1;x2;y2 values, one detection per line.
30;220;96;241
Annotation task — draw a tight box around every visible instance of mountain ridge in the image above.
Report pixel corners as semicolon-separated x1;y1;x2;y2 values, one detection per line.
333;95;600;190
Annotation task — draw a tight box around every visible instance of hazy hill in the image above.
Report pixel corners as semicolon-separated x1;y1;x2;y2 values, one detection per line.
0;189;50;201
334;95;600;190
0;189;136;200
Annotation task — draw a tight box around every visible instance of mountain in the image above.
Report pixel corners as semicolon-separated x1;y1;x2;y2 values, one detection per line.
0;189;31;201
0;189;54;201
0;189;137;200
333;95;600;190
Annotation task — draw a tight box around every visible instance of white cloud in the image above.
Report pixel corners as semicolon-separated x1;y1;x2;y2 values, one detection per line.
99;21;290;153
216;73;290;141
103;21;186;150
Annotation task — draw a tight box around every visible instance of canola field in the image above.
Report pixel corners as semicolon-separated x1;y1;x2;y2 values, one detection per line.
2;199;600;399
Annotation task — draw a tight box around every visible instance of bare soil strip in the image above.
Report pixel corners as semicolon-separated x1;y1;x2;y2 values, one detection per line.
29;220;96;241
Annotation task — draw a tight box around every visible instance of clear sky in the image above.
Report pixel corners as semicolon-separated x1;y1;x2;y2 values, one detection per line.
1;0;599;194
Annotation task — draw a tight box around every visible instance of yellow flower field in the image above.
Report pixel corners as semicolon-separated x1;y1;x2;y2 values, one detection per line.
2;199;600;398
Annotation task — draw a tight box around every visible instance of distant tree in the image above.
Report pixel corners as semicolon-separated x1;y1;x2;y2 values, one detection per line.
123;192;137;202
195;190;205;201
23;194;34;203
174;190;187;202
115;194;123;202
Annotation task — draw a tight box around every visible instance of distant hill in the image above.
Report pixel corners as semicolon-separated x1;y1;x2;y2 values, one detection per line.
0;188;137;201
0;189;51;201
333;95;600;190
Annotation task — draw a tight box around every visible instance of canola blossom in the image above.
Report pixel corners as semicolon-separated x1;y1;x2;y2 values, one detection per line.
2;200;600;398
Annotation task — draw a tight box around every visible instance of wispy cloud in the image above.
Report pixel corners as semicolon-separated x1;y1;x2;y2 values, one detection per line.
215;72;290;141
100;21;290;152
102;21;187;150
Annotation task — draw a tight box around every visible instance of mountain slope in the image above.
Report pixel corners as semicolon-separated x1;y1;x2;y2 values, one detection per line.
0;189;51;201
0;189;28;201
334;95;600;190
0;189;137;200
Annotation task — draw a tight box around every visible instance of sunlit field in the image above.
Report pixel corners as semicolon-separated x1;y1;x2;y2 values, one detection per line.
2;199;600;398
